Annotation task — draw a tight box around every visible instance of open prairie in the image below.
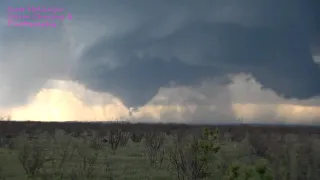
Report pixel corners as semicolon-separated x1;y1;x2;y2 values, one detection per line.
0;121;319;180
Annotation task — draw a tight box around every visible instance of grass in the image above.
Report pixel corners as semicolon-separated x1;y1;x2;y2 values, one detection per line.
0;139;173;180
0;133;272;180
1;122;320;180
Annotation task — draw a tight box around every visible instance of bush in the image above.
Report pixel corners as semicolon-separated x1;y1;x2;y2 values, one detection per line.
144;131;166;166
14;132;54;178
168;128;221;180
130;131;144;143
224;159;273;180
70;132;115;180
106;129;124;154
119;132;130;147
39;129;77;180
70;144;100;180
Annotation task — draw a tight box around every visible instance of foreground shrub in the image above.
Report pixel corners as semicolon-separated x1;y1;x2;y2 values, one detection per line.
224;159;273;180
82;130;104;151
106;129;120;151
106;128;125;154
144;131;166;166
14;132;54;178
130;131;144;143
70;137;101;180
119;132;130;147
168;128;221;180
101;150;115;180
70;132;114;180
39;130;77;180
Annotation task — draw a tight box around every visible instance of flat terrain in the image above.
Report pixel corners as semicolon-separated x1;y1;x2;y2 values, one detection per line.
0;141;172;180
0;121;319;180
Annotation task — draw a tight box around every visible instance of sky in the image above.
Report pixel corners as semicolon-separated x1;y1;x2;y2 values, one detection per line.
0;0;319;124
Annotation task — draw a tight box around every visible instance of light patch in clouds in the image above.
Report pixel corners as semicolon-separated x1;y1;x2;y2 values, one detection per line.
232;103;320;124
314;55;320;63
4;81;129;121
0;78;319;124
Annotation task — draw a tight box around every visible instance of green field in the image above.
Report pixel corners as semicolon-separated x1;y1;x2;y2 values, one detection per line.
0;122;320;180
0;139;173;180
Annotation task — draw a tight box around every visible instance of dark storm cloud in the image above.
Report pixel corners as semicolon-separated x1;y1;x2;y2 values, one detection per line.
312;0;320;39
73;56;228;108
1;0;320;109
72;0;320;108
